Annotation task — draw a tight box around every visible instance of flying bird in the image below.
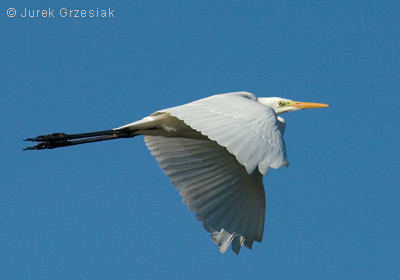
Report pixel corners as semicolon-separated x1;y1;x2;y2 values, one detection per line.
25;91;329;254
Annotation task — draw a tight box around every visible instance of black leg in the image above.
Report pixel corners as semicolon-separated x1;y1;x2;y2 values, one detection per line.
24;129;134;150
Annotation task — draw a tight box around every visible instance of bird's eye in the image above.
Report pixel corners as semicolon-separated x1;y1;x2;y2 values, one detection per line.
278;101;285;107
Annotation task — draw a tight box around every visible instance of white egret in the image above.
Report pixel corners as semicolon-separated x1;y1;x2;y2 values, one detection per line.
25;91;329;254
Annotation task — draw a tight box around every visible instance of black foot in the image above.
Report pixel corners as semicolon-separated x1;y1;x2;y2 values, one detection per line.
24;133;72;150
24;129;133;150
25;133;69;143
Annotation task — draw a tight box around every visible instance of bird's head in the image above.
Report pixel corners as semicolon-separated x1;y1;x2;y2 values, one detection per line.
257;97;329;114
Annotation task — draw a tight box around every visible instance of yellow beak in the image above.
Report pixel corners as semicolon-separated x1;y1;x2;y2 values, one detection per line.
290;101;329;109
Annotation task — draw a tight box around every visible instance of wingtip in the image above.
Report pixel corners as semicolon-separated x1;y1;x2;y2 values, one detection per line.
211;229;245;255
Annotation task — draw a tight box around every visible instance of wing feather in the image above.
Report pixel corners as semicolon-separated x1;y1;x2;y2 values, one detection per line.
159;92;288;175
145;135;265;254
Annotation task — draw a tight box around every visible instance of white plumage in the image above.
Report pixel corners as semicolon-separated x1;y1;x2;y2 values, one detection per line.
25;91;329;254
143;92;287;253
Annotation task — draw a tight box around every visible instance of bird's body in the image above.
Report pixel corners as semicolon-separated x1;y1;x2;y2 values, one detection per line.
25;91;328;254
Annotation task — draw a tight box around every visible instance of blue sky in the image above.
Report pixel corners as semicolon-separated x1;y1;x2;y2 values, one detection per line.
1;1;399;279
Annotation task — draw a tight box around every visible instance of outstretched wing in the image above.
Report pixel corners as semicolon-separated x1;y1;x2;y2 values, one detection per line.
158;91;288;176
145;135;265;254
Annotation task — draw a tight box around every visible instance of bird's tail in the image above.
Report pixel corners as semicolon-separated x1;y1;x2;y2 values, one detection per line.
24;128;135;150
